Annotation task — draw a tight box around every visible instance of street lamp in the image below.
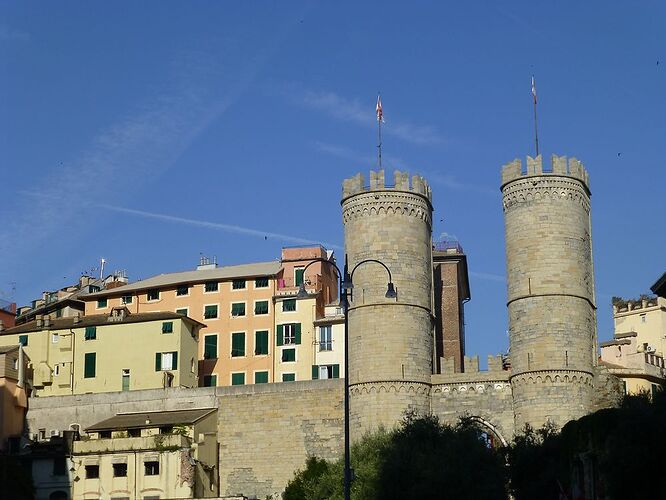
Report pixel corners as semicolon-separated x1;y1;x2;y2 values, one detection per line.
297;253;396;500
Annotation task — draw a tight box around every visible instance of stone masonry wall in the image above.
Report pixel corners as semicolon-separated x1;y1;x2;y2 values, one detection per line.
502;155;596;429
342;170;434;439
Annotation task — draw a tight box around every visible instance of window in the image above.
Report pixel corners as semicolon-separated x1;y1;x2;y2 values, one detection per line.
313;364;340;379
129;428;141;437
277;323;301;346
97;298;107;308
255;277;269;288
176;285;189;296
231;303;246;317
203;375;217;387
295;268;305;286
85;326;97;340
52;333;59;344
155;352;178;371
122;369;130;392
55;308;62;318
641;314;647;323
204;335;218;359
231;332;245;357
254;300;269;315
255;371;269;384
232;279;246;290
282;373;295;382
53;457;66;476
122;295;133;305
144;461;160;476
282;348;296;362
18;335;28;346
204;281;218;293
176;308;188;316
146;289;160;301
204;305;218;319
85;464;99;479
255;330;269;355
84;353;96;378
113;463;128;477
161;321;173;334
54;364;60;376
231;372;245;385
319;326;332;351
282;299;296;312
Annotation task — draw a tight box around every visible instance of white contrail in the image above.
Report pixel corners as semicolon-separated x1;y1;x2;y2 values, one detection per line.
98;204;343;250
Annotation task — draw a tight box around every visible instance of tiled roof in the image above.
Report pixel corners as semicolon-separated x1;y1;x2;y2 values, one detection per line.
83;261;281;298
0;310;205;335
86;408;216;431
0;344;19;354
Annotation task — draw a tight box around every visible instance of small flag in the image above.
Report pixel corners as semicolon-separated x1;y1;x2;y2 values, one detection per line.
376;94;385;123
531;76;537;104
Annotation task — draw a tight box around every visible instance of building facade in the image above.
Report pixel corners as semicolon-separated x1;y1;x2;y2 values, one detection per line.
0;309;202;396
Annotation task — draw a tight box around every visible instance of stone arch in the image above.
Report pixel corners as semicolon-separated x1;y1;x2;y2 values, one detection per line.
466;416;508;448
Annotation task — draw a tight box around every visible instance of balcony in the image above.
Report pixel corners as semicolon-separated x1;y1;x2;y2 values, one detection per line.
276;274;323;295
73;434;190;454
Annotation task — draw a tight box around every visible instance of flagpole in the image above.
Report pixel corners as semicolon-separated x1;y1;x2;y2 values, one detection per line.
532;76;539;157
378;113;382;168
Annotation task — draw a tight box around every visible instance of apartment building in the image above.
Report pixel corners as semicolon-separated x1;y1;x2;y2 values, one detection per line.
71;408;218;499
0;344;29;450
312;304;345;380
0;308;202;396
82;259;280;387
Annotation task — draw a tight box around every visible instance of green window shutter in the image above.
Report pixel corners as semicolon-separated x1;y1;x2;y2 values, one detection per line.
232;333;245;357
162;322;173;334
172;351;178;370
18;335;28;346
176;308;187;316
84;353;96;378
155;353;162;371
204;335;218;359
295;323;302;345
255;371;269;384
254;301;268;315
312;365;319;380
85;326;96;340
231;373;245;385
255;331;268;355
295;268;305;286
282;348;296;362
333;364;340;378
204;305;218;319
277;325;284;346
282;373;295;382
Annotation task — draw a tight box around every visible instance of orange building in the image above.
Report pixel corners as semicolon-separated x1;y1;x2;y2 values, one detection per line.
82;247;339;387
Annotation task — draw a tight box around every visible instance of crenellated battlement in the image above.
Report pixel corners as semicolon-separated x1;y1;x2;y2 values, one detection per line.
342;169;432;202
501;154;590;192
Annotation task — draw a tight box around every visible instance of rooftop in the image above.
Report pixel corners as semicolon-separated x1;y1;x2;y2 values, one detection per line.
86;408;216;431
1;310;205;335
84;261;281;298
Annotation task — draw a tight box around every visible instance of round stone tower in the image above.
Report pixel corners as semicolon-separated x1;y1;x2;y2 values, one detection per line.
342;169;434;440
501;154;597;430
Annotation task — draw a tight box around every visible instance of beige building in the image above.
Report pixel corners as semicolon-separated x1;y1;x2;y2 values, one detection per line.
312;304;344;380
0;308;202;396
599;294;666;395
72;408;218;499
0;344;29;450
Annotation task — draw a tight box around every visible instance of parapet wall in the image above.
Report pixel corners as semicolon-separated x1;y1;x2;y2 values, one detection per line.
342;169;433;203
501;154;590;193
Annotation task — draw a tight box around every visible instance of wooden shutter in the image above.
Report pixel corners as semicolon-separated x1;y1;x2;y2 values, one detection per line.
312;365;319;380
172;352;178;370
333;364;340;378
295;323;302;345
277;325;284;346
155;353;161;371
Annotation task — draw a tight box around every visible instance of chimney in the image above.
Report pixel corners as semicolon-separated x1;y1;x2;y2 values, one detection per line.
0;319;4;332
36;315;44;328
73;313;82;324
43;316;51;328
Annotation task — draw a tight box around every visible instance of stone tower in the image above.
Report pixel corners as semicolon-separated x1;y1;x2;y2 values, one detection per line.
342;170;433;439
501;154;597;430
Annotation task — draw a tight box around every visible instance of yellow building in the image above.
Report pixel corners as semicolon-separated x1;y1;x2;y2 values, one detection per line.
72;408;218;499
600;294;666;395
312;304;345;380
0;308;203;396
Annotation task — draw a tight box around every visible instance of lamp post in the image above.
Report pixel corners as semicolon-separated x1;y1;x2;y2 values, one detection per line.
297;253;396;500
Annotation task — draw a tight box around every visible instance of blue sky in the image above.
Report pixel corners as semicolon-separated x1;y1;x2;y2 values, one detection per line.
1;1;664;362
